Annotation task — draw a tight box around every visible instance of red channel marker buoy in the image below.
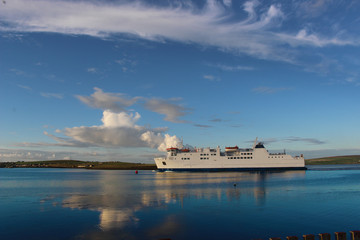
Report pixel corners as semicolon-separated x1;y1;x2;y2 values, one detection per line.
135;170;138;174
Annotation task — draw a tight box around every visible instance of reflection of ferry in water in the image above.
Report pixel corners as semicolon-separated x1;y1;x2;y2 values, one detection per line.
154;138;306;171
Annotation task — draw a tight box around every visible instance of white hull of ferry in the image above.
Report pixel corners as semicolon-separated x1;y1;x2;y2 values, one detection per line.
154;140;306;171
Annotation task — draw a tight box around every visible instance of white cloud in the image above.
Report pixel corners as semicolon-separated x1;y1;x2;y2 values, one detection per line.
277;29;354;47
59;111;149;148
76;88;191;123
42;131;93;147
101;110;141;128
141;132;183;151
144;98;190;123
157;134;183;152
1;0;356;64
76;87;139;112
37;110;184;152
64;124;149;148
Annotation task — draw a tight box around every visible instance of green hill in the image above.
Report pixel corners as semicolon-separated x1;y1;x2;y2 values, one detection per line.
306;155;360;165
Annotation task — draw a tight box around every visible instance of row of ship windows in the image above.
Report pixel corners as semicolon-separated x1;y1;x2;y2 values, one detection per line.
169;156;284;162
180;157;254;160
199;153;252;156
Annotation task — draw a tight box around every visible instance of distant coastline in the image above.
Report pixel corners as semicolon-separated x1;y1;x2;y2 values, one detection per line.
0;160;157;170
1;155;360;169
305;155;360;165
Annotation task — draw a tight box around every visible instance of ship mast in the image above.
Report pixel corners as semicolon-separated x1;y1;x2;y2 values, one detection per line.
252;137;258;149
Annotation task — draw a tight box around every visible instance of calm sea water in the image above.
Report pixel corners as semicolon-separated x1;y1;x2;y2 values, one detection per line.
1;166;360;240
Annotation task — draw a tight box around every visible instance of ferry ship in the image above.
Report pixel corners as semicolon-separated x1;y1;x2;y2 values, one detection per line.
154;138;306;171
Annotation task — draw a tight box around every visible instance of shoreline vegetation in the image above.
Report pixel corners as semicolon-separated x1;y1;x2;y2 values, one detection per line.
0;160;157;170
0;155;360;169
305;155;360;165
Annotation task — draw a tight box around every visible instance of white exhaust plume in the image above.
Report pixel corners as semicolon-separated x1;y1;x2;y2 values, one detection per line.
140;132;183;152
158;134;183;152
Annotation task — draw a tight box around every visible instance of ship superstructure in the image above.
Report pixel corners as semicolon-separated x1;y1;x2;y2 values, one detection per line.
154;139;306;171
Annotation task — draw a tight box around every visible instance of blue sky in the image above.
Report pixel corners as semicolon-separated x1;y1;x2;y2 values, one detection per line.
1;0;360;162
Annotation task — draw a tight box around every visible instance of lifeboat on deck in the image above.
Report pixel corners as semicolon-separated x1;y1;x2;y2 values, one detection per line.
181;148;190;152
166;147;178;152
225;146;239;152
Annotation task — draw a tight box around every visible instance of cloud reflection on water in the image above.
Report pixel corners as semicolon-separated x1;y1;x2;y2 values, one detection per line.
55;170;306;239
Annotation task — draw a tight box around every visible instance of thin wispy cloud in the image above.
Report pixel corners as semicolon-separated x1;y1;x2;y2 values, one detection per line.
17;84;32;91
194;124;212;128
203;75;221;82
43;131;93;147
41;92;64;99
87;68;97;73
285;137;326;145
229;124;242;128
277;29;354;48
1;0;357;66
252;86;292;94
209;118;223;123
253;137;326;145
10;68;28;76
296;0;336;19
228;111;241;115
115;57;137;73
208;63;254;71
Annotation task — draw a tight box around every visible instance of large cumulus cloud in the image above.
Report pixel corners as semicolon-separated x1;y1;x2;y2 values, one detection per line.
62;110;182;151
